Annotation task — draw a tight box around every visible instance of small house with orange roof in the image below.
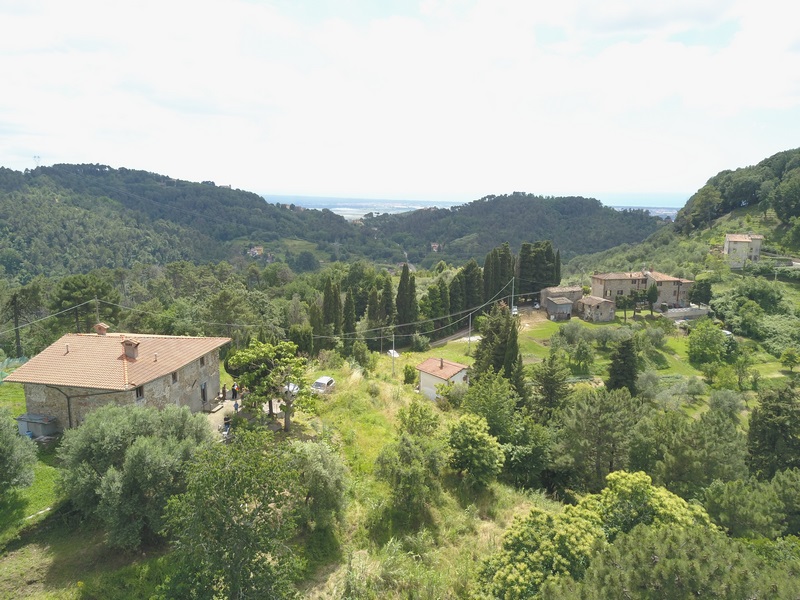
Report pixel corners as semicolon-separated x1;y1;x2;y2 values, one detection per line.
416;357;469;401
5;323;230;433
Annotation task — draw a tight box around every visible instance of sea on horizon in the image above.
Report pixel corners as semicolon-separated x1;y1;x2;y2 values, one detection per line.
263;194;679;221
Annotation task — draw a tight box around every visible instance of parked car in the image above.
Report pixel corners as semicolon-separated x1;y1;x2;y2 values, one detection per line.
311;376;335;394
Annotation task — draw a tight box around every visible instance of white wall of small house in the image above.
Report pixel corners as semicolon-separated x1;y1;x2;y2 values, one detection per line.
419;370;468;401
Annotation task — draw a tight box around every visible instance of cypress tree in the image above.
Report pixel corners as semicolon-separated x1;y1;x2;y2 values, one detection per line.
342;290;356;356
463;259;483;311
437;278;451;334
449;270;466;318
396;264;418;338
518;242;536;297
379;276;395;325
554;249;561;285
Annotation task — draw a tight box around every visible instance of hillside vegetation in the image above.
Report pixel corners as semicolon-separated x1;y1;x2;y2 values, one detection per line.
4;149;800;598
0;165;666;281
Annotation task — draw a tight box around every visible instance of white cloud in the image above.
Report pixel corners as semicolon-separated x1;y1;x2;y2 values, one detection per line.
0;0;798;203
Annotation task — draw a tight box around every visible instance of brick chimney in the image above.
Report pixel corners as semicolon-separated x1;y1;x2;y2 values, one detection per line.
122;338;140;359
94;322;110;335
440;358;444;369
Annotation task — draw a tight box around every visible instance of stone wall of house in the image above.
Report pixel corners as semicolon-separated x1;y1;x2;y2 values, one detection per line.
22;349;223;431
22;383;134;430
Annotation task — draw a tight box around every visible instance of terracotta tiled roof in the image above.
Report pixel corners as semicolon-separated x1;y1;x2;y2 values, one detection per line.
592;272;645;281
548;297;574;305
5;333;230;391
542;286;582;294
416;357;468;381
580;295;614;307
646;270;681;282
726;233;763;243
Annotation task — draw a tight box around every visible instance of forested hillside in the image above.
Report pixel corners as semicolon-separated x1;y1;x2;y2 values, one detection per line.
5;150;800;598
0;165;666;281
674;147;800;233
0;164;397;281
369;193;665;267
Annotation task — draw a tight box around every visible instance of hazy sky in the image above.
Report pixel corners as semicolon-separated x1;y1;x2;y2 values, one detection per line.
1;0;798;207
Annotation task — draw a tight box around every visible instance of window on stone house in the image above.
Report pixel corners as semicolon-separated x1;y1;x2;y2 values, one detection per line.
616;289;623;295
172;372;178;384
200;356;205;367
135;385;144;399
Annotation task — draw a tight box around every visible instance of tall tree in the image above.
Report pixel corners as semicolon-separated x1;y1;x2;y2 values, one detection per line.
531;352;572;423
342;289;356;356
395;263;418;339
51;272;121;333
163;430;302;599
557;387;641;492
748;384;800;479
606;337;639;396
437;278;451;334
462;258;484;311
227;340;308;429
2;280;43;358
322;279;342;336
472;302;527;400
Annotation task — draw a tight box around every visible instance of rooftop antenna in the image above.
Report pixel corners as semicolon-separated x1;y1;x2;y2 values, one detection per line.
33;155;41;167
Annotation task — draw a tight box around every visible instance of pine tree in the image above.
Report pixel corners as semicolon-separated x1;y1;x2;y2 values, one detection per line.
606;337;639;396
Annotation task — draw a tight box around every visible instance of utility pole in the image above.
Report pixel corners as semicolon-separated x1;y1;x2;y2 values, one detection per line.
511;277;515;312
95;296;100;325
392;334;396;377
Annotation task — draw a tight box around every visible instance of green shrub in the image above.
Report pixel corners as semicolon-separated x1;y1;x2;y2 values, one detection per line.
403;364;417;385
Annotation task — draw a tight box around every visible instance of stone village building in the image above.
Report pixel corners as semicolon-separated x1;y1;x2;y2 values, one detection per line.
590;268;693;309
6;323;230;434
723;233;764;268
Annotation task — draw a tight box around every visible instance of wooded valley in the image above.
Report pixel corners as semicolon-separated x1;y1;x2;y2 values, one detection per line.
2;148;800;598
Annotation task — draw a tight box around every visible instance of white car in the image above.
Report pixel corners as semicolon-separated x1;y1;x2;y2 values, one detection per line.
311;376;335;394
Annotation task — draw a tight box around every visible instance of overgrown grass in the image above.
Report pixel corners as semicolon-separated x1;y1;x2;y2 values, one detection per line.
0;381;26;416
0;443;60;550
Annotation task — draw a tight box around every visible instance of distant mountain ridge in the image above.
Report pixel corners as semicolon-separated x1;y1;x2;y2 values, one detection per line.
0;164;667;281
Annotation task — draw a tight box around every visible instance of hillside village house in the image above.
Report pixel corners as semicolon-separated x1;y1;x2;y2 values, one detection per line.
723;233;764;268
540;286;583;308
6;323;230;434
590;269;693;308
416;357;469;401
577;296;616;322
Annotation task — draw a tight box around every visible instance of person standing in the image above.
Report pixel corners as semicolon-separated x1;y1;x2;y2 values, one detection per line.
222;384;227;400
233;400;239;413
232;382;239;400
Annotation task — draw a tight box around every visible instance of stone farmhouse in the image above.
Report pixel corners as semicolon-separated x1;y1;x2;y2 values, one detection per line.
723;233;764;268
416;357;469;401
6;323;230;434
590;269;692;309
577;295;616;322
